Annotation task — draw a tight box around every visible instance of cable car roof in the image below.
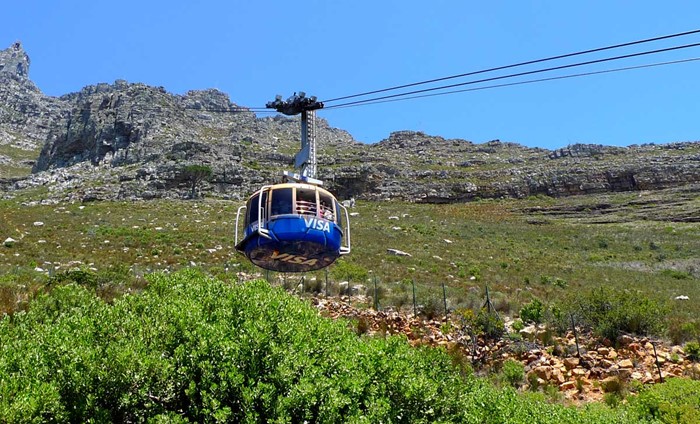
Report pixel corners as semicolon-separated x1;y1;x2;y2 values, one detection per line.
247;183;338;199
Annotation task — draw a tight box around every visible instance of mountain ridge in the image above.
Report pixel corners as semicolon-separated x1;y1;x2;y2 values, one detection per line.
2;42;699;204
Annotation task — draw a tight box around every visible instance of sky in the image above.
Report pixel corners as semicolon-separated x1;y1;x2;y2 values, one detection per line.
3;1;700;149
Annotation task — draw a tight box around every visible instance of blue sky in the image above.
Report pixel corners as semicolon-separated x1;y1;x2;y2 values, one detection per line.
3;1;700;149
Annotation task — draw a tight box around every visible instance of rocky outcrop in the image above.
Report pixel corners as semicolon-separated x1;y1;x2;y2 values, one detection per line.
348;133;700;202
21;78;363;201
314;295;700;404
0;41;30;78
0;42;68;178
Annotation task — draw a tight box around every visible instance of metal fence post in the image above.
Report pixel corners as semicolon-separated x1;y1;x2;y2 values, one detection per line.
485;285;491;314
373;275;378;310
412;279;417;317
442;281;448;317
570;314;582;360
652;342;664;383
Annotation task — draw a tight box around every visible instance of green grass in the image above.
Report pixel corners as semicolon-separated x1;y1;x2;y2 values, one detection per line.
0;144;40;161
0;143;40;178
1;192;699;419
0;190;698;325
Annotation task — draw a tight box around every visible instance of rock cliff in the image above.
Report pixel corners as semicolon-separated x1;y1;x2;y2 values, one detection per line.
1;42;699;202
0;42;68;178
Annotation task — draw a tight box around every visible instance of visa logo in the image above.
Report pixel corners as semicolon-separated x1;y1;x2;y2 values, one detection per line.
270;251;318;266
304;217;330;232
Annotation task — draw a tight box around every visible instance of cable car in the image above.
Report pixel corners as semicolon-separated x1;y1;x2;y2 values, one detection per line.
234;173;350;272
234;93;351;272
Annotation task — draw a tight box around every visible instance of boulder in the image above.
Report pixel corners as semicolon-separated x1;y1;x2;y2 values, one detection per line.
563;357;580;370
532;366;552;380
560;380;577;391
387;248;411;257
350;284;367;296
519;325;538;340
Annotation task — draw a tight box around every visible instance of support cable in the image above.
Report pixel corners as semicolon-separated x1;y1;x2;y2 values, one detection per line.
324;42;700;109
325;57;700;109
321;29;700;103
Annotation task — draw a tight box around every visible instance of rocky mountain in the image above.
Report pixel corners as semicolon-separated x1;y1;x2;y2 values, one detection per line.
0;42;68;178
2;42;700;203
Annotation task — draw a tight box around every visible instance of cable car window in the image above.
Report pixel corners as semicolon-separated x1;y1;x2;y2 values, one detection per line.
260;190;268;221
335;200;343;229
296;188;317;216
319;193;335;222
270;187;293;216
247;193;259;225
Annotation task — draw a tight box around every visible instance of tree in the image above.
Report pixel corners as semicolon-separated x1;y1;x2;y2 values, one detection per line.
182;164;213;198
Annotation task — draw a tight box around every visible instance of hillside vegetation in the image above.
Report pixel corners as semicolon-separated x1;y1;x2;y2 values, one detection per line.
2;269;699;422
1;187;698;323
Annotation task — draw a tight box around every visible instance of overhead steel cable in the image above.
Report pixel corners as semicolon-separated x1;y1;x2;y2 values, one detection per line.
69;106;273;115
320;29;700;103
325;57;700;109
182;107;272;113
323;41;700;110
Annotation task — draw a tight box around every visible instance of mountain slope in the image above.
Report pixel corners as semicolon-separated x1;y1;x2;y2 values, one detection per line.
1;42;699;203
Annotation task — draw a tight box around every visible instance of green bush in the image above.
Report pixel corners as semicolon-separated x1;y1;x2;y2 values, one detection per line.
667;318;699;345
520;299;544;324
1;270;692;423
48;267;98;290
420;295;444;320
501;359;525;388
686;341;700;362
660;269;692;280
476;309;505;340
626;378;700;422
562;286;669;341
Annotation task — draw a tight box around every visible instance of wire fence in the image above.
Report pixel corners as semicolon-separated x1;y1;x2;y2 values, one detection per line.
231;266;671;382
236;268;491;320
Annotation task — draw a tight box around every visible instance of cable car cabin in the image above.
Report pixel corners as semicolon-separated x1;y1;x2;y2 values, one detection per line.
235;183;351;272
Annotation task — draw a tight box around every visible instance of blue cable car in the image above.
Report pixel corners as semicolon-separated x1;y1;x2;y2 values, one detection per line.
234;178;351;272
234;92;351;272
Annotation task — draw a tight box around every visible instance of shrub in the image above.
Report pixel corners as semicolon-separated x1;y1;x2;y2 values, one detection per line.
467;265;481;281
626;378;700;422
501;359;525;388
562;287;669;341
520;299;544;324
182;164;212;198
420;295;444;320
4;270;692;423
527;371;540;391
660;269;692;280
476;309;505;340
603;393;622;408
48;267;98;290
355;316;370;335
667;318;699;345
686;341;700;362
